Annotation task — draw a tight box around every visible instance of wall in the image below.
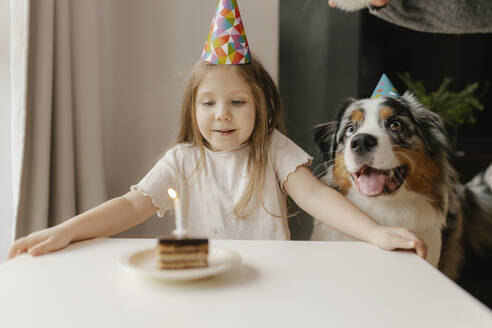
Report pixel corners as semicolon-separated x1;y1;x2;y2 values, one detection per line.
100;0;279;237
0;0;12;260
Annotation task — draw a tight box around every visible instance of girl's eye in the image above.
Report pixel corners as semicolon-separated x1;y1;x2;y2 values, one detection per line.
231;100;245;105
345;126;355;136
389;120;402;131
202;101;215;106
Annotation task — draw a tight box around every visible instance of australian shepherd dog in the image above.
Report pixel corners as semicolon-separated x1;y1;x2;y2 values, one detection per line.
311;92;492;280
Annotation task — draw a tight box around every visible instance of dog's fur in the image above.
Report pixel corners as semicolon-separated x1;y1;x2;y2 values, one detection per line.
311;92;492;280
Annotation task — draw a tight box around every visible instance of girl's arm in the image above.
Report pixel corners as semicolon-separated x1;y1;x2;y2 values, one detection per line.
284;166;427;258
8;190;158;258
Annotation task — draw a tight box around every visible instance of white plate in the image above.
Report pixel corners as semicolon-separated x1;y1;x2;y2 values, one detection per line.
118;246;242;281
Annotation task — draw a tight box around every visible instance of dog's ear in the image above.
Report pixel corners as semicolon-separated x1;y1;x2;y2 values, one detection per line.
401;91;455;158
314;98;355;163
314;121;338;163
443;120;457;151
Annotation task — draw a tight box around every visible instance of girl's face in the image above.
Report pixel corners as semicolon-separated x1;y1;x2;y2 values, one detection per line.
195;67;256;152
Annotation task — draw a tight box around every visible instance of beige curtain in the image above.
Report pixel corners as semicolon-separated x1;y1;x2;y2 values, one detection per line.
11;0;107;239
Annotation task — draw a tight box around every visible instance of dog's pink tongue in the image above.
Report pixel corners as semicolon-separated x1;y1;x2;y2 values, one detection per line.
358;171;386;196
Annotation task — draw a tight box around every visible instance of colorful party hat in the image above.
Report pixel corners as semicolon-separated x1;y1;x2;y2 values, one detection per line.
371;74;400;99
201;0;252;65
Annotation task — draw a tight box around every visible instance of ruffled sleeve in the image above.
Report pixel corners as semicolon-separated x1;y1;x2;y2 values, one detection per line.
269;129;313;191
130;149;181;217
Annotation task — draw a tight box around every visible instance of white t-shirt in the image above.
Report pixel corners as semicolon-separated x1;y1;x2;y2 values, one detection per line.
131;129;312;240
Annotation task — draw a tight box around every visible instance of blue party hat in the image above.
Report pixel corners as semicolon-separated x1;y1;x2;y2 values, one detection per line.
371;74;400;99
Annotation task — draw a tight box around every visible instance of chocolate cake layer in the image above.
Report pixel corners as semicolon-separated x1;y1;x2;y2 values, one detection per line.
158;244;209;253
156;235;209;270
157;235;208;246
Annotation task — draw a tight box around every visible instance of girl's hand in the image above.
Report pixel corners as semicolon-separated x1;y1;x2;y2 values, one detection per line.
7;225;73;259
370;226;427;259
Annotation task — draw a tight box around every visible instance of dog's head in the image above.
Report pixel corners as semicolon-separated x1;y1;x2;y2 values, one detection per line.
315;92;455;202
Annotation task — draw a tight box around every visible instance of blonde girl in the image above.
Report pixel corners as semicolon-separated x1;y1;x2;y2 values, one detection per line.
9;57;427;259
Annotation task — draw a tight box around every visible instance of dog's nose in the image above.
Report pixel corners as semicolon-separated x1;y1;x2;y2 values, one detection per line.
350;133;378;154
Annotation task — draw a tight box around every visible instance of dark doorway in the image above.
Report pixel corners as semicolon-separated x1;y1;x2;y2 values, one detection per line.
280;3;492;309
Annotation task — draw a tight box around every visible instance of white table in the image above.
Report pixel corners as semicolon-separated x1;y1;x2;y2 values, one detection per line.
0;238;491;327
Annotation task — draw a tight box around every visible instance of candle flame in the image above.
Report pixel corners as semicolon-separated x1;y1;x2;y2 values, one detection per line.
167;188;177;199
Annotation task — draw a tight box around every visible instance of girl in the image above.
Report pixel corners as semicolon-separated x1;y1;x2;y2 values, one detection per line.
8;57;427;259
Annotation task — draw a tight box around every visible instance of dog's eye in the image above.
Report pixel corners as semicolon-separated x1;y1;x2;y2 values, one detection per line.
345;126;355;136
390;121;402;131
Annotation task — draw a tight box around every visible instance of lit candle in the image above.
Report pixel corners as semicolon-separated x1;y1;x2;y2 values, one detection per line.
168;188;186;238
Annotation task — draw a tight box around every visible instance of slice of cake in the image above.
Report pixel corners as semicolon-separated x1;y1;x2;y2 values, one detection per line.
157;235;209;269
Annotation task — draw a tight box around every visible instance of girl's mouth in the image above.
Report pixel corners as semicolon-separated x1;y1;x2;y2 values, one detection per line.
213;129;236;136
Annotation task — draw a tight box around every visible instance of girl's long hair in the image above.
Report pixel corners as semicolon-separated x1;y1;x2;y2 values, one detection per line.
176;56;285;219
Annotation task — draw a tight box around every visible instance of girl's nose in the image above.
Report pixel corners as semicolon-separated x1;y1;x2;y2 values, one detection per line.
215;104;232;121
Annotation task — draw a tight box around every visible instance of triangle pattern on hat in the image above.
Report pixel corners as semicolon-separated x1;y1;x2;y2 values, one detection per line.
201;0;251;65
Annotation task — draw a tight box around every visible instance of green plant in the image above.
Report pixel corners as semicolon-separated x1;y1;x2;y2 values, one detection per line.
398;72;488;126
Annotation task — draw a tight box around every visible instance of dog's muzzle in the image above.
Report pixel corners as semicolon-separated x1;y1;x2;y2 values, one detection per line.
351;133;378;156
351;165;409;197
